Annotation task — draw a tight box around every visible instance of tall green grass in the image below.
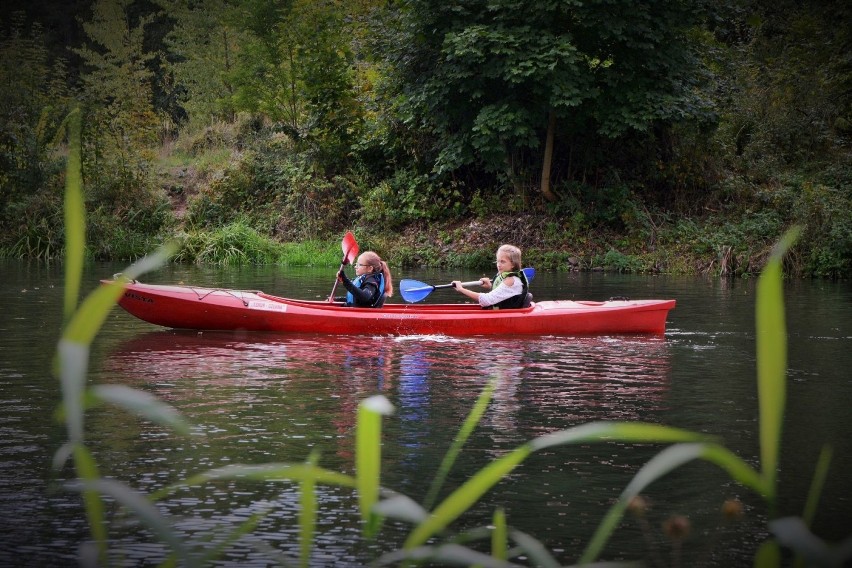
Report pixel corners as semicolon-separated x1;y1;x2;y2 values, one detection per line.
172;220;343;266
56;109;848;566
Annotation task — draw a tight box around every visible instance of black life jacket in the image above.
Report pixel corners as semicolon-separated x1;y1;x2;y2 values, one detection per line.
486;269;529;310
346;272;386;308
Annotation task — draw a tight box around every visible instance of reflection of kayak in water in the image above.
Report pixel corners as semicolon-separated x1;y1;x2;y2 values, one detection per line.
103;331;671;432
105;329;377;377
106;280;676;336
102;329;294;384
108;329;289;355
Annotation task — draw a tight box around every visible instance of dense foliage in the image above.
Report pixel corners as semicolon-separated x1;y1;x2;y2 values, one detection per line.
382;0;712;188
0;0;849;276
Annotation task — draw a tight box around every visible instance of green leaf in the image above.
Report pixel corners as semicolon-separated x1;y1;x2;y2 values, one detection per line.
72;444;108;559
300;451;320;568
755;226;800;498
508;528;562;568
491;508;507;561
404;445;531;551
698;444;769;495
580;443;764;564
75;477;191;564
529;421;712;451
424;376;497;510
58;340;89;444
52;441;74;471
62;244;176;346
63;107;84;325
374;493;430;524
356;395;394;536
153;463;356;501
401;421;713;557
771;517;852;566
802;445;832;527
769;518;829;564
197;508;267;566
754;539;781;567
91;385;191;435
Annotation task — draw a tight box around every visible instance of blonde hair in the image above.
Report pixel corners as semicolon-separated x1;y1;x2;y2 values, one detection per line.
358;251;394;297
497;244;522;272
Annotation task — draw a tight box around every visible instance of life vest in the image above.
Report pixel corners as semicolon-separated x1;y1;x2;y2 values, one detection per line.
487;269;529;310
346;272;386;307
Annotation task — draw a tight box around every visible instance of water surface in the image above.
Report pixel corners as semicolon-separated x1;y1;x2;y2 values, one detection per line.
1;259;850;566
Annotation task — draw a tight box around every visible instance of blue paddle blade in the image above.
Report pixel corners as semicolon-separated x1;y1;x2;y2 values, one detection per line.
522;267;535;281
400;279;433;303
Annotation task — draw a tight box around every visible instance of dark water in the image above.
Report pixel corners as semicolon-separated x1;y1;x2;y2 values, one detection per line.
1;259;850;567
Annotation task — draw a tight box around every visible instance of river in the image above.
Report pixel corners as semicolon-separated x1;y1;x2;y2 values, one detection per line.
0;259;850;567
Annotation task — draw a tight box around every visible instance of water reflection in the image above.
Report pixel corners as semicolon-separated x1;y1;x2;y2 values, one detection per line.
523;336;672;423
396;342;430;455
105;331;671;433
98;330;674;525
99;331;675;565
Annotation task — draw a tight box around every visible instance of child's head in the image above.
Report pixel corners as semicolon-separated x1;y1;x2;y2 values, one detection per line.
357;251;382;272
496;244;522;272
356;251;393;296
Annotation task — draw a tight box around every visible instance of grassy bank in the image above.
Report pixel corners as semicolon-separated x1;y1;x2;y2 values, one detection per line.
2;116;849;279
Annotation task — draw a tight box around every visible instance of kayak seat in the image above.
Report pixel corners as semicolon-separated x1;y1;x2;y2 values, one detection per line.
522;292;533;308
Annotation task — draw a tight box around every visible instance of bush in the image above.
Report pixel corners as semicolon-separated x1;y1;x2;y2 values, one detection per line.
1;189;63;258
794;180;852;278
601;249;645;273
185;136;356;241
173;221;281;265
358;169;465;230
173;222;344;266
443;249;493;269
548;180;648;234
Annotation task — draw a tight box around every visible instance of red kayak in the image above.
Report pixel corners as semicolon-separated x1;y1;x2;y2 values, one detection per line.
108;280;675;336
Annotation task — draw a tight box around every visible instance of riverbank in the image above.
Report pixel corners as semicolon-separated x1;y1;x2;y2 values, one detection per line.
149;134;847;279
3;119;848;279
155;163;794;278
152;208;786;278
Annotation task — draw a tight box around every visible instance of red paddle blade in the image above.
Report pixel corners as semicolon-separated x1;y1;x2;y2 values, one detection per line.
341;231;358;264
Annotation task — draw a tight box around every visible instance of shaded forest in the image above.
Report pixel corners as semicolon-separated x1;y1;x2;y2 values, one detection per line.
1;0;850;276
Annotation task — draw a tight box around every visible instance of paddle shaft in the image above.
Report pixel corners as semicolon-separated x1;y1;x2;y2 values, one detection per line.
425;269;534;292
327;259;346;301
328;232;358;301
406;279;483;293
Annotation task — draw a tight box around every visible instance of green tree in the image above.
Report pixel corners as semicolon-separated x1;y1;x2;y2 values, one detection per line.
295;0;362;172
384;0;713;202
720;0;852;173
0;13;72;252
223;0;295;126
72;0;174;259
217;0;366;172
75;0;162;191
155;0;245;127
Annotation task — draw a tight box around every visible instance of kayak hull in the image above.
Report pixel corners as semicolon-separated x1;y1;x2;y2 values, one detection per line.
108;280;676;336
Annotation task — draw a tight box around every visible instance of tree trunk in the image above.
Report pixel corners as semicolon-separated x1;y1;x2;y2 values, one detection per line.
540;108;558;202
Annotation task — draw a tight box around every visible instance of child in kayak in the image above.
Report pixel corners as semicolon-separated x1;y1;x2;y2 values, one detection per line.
337;251;394;307
452;244;530;309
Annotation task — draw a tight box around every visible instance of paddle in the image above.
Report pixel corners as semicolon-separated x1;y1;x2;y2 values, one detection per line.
328;231;359;302
400;267;536;303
